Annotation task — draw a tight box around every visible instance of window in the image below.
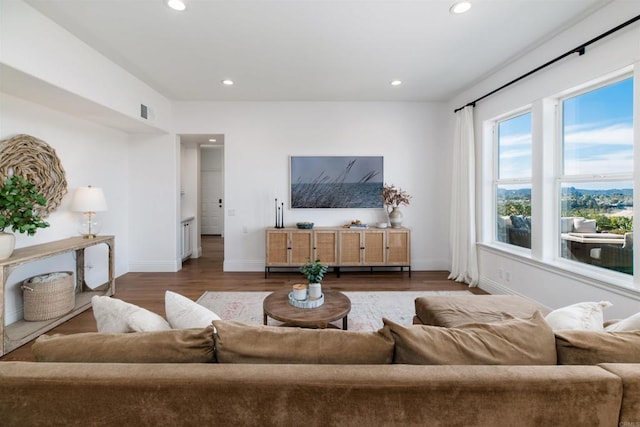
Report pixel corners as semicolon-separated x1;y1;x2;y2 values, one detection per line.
495;112;532;248
559;77;634;275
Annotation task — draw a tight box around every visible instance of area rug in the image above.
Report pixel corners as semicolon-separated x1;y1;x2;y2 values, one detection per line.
197;290;473;331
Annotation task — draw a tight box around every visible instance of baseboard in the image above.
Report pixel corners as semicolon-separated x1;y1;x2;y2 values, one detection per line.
479;275;552;310
412;258;451;271
478;276;517;295
223;260;266;272
5;306;23;325
129;261;180;272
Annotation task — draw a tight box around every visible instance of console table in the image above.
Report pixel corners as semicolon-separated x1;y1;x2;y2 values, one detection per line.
0;236;115;356
265;227;411;277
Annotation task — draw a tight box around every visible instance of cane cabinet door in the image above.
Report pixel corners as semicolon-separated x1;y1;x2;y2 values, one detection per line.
387;229;411;265
363;230;386;265
314;230;338;266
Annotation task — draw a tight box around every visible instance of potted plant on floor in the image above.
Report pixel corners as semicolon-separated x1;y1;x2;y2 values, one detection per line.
0;175;50;260
300;259;328;300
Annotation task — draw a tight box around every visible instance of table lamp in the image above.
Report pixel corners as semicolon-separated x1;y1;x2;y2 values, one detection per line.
70;186;107;238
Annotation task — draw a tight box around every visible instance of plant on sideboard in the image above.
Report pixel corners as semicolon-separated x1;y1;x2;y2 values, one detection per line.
0;175;50;259
382;183;412;228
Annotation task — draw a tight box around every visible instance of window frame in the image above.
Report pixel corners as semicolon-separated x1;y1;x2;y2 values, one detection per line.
492;109;533;249
555;73;634;273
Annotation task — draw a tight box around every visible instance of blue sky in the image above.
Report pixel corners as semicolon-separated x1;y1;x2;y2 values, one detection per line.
498;77;633;181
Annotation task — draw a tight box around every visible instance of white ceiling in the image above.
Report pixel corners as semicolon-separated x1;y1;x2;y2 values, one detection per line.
25;0;611;102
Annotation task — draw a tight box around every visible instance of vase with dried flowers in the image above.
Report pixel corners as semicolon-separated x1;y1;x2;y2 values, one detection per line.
382;183;412;228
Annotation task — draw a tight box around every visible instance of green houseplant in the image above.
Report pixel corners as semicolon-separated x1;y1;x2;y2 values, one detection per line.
300;259;328;299
0;176;50;260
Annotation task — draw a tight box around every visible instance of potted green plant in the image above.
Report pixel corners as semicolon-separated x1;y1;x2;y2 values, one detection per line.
0;175;50;260
299;258;328;299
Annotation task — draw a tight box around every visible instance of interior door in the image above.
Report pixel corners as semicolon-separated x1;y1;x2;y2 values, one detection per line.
201;147;223;235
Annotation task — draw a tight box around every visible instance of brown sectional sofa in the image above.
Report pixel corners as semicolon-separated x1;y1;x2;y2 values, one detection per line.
1;296;640;426
0;362;628;427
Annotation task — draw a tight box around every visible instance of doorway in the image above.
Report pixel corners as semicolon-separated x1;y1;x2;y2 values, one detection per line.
200;146;224;236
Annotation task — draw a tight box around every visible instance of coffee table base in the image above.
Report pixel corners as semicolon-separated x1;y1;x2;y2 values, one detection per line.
262;313;348;330
262;289;351;330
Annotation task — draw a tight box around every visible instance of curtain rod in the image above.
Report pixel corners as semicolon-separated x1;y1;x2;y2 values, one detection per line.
453;13;640;113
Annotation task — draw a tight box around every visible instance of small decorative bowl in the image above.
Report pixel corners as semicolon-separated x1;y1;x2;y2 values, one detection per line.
296;222;314;229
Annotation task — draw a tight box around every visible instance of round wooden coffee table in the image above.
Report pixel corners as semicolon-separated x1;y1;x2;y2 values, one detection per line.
263;289;351;329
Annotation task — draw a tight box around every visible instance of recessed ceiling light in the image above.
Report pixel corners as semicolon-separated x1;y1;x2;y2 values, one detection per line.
209;138;216;142
221;79;234;86
390;80;402;86
450;1;471;14
166;0;186;11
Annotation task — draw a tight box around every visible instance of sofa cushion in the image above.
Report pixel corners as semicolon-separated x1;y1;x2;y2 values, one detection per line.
165;290;221;329
385;311;557;365
91;295;171;333
544;301;611;331
573;218;597;233
414;294;546;327
213;320;394;364
510;215;529;229
599;363;640;427
32;326;214;363
0;363;624;427
555;329;640;364
561;216;580;233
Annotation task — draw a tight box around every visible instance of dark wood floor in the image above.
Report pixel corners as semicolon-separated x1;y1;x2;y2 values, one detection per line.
1;235;485;361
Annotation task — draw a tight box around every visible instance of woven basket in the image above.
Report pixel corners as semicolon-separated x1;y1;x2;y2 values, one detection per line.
22;271;75;321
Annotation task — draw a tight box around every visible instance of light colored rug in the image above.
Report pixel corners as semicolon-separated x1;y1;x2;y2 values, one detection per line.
197;290;473;331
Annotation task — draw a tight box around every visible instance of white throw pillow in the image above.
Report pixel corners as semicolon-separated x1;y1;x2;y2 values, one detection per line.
165;290;221;329
573;218;597;233
127;309;172;332
561;217;578;233
605;312;640;332
91;295;171;333
544;301;612;331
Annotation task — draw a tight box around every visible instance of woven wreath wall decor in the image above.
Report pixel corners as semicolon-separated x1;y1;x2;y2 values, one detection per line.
0;134;68;217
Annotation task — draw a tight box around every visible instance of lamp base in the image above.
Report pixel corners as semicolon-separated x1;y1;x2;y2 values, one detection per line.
78;212;102;238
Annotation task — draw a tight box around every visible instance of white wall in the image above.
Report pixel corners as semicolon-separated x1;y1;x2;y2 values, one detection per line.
0;0;172;133
127;134;181;272
173;102;451;272
180;143;201;258
1;0;182;276
0;92;131;323
448;0;640;319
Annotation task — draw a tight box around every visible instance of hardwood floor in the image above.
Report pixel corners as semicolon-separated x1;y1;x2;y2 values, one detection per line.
1;235;485;361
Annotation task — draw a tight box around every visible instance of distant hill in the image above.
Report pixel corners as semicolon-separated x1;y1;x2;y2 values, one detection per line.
498;187;633;197
561;187;633;197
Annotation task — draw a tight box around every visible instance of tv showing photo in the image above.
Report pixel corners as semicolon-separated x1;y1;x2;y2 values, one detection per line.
290;156;383;208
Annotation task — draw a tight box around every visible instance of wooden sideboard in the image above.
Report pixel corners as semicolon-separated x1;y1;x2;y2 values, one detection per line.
265;227;410;277
0;236;115;356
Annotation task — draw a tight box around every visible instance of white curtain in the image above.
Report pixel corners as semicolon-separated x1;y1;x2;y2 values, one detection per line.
448;106;479;286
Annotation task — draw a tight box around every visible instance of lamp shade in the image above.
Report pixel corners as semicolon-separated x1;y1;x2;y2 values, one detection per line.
71;186;108;212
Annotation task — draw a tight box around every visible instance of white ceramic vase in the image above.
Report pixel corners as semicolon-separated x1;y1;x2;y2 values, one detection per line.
0;232;16;260
308;283;322;300
388;207;403;228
